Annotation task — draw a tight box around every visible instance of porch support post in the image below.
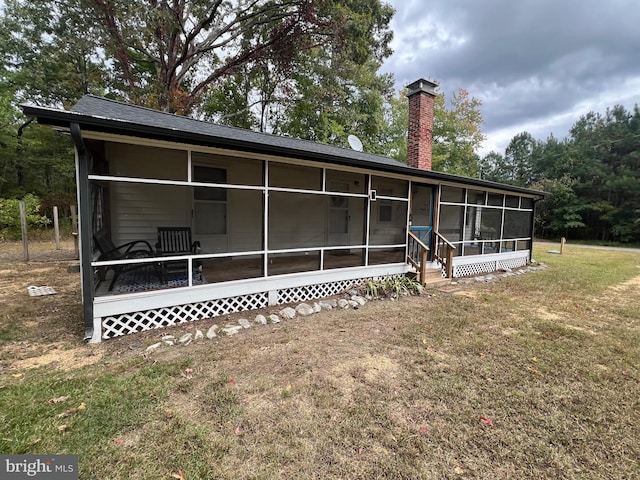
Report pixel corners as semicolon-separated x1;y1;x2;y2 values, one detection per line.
70;123;97;342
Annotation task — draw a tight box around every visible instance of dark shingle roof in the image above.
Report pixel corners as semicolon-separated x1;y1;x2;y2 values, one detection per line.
22;95;546;197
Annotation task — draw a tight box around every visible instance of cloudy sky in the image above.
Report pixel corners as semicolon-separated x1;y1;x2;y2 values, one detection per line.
380;0;640;156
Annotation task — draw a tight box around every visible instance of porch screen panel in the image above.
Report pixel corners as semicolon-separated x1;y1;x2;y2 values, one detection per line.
371;176;409;198
227;190;264;252
441;186;464;203
192;152;263;186
326;170;367;194
324;249;365;269
105;143;187;181
110;182;190;247
480;208;502;253
368;199;408;245
368;247;405;265
269;163;322;190
268;192;326;249
438;205;464;242
503;210;532;239
94;259;196;297
327;197;366;247
268;251;320;275
199;255;264;283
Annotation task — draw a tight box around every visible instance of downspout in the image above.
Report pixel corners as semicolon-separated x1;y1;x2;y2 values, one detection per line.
70;123;96;341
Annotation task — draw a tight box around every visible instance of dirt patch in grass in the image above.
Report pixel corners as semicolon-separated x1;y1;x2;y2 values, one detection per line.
8;343;103;371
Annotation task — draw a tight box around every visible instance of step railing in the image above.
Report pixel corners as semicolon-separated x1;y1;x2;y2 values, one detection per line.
407;231;429;285
433;230;455;278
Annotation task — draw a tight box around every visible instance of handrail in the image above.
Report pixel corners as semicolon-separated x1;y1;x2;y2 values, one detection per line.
407;231;429;285
432;230;455;278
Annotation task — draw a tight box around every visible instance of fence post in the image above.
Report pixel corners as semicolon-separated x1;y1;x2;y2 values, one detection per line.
53;206;60;250
19;200;29;262
560;237;566;254
70;205;79;260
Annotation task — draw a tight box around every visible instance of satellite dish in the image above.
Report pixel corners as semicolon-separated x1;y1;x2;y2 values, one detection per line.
347;134;363;152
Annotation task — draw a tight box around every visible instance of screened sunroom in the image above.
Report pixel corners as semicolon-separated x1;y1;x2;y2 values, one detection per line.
435;185;535;277
90;140;412;299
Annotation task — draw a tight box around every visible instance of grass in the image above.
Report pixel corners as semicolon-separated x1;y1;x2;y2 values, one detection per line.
0;242;639;479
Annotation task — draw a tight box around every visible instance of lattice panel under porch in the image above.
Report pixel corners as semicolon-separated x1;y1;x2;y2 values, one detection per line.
497;257;528;270
102;292;268;339
453;261;499;278
276;275;403;305
277;279;364;304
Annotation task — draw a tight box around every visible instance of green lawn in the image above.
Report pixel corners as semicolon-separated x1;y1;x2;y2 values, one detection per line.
1;244;639;479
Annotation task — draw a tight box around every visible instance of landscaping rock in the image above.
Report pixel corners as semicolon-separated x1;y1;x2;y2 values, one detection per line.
206;325;219;339
280;307;296;319
295;303;315;316
161;335;175;342
351;295;366;306
254;314;268;325
313;302;322;313
238;318;252;329
348;300;359;308
318;301;333;310
194;329;204;340
269;314;281;324
178;333;193;344
337;299;350;309
145;342;162;352
221;325;243;336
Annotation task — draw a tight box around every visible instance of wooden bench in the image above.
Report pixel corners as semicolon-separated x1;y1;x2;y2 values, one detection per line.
155;227;202;279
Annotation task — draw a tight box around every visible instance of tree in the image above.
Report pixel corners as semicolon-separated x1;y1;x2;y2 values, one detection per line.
201;0;395;149
432;89;485;176
87;0;395;115
503;132;537;186
0;0;107;107
380;87;485;176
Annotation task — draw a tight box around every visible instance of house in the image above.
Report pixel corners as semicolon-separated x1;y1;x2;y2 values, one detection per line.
22;79;545;342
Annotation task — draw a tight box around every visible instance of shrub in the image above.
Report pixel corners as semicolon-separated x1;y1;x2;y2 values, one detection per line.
0;194;51;240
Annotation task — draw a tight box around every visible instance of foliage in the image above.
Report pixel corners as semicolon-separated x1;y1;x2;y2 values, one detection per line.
0;193;50;239
1;0;394;117
380;87;486;176
202;0;395;151
431;89;485;176
482;104;640;243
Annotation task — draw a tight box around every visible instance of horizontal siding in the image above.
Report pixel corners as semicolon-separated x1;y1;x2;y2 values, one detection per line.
107;142;187;181
111;183;189;247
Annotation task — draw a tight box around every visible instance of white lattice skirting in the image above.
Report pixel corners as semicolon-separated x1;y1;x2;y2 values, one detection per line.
451;251;529;278
100;275;399;339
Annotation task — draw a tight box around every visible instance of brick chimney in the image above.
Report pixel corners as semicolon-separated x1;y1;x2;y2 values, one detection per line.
406;78;438;170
